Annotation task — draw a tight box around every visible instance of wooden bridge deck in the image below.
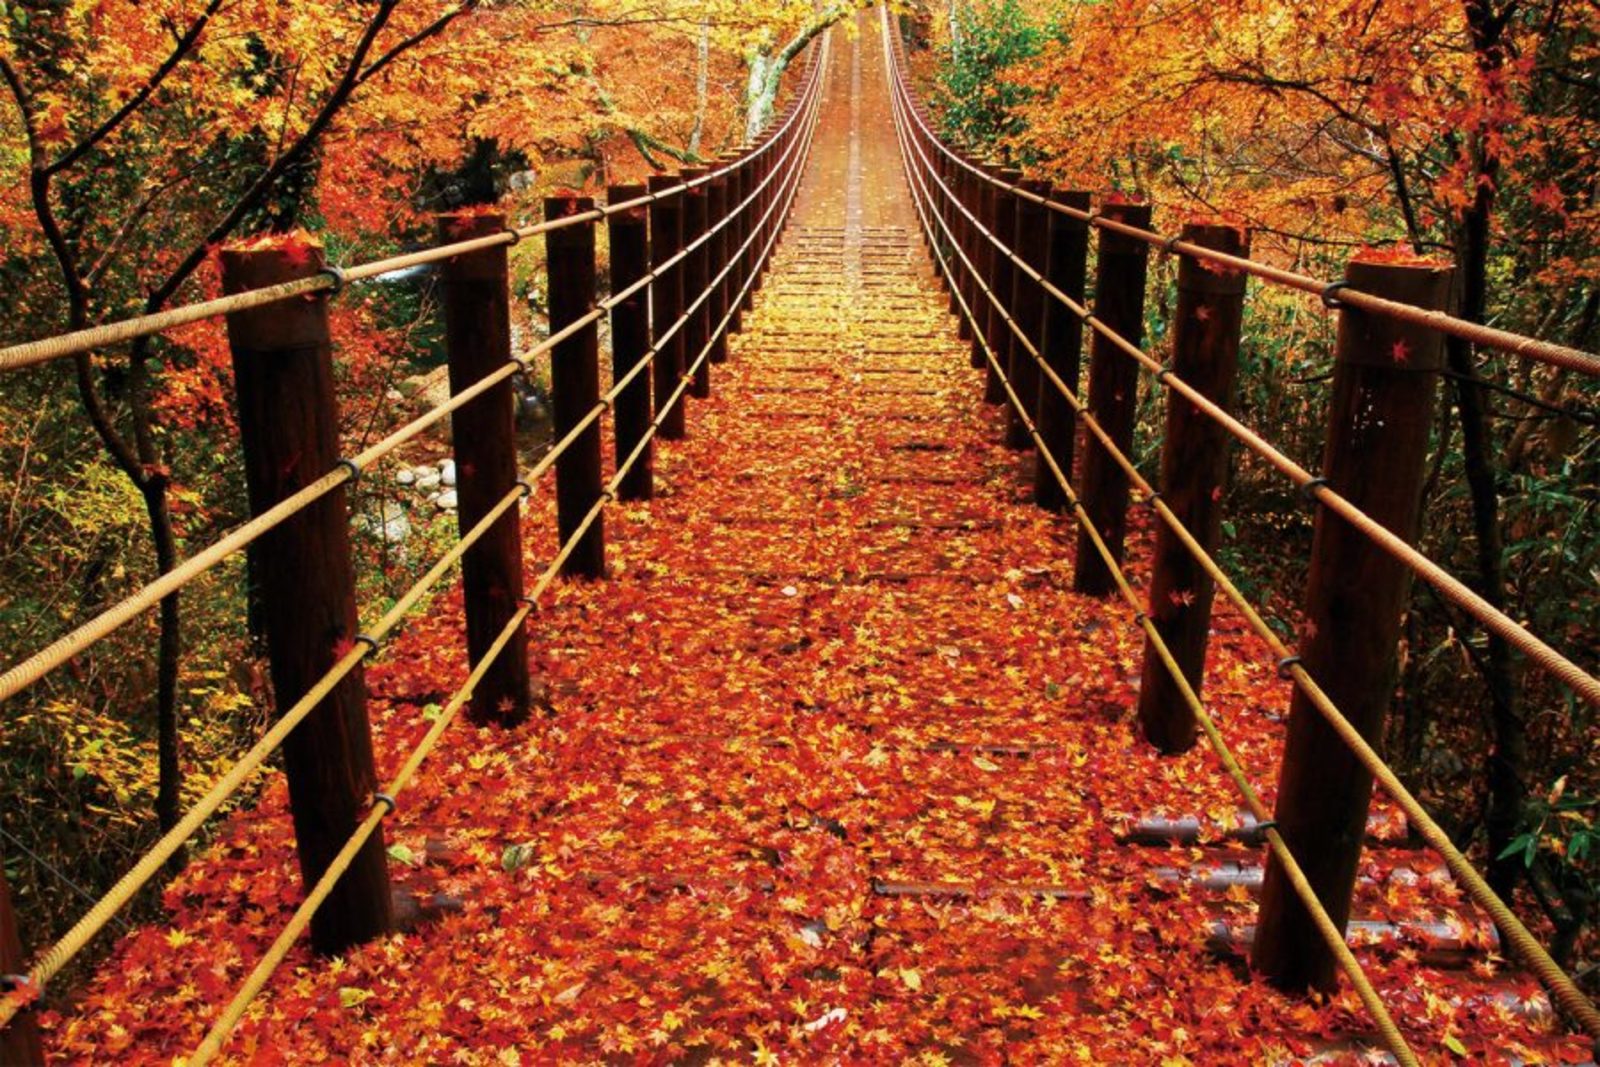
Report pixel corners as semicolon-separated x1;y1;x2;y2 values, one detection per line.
44;16;1580;1066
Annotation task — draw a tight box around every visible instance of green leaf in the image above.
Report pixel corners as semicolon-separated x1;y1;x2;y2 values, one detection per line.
1496;832;1535;863
502;842;537;872
1443;1032;1468;1057
387;843;417;866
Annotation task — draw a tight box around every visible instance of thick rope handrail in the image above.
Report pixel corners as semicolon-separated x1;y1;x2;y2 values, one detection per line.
887;27;1600;1042
887;71;1419;1065
883;32;1600;379
0;297;603;706
187;44;826;1061
888;50;1600;713
0;45;826;376
0;426;600;1028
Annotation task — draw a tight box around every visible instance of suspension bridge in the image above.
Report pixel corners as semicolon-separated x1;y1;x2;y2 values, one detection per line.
2;7;1598;1064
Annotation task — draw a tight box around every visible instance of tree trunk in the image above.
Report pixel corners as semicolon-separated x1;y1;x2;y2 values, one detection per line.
1455;0;1524;898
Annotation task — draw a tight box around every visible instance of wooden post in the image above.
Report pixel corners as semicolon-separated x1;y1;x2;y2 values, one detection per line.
985;168;1022;408
1005;178;1050;450
739;154;759;316
1;860;42;1066
221;237;392;955
955;157;976;345
681;167;712;399
972;164;998;381
607;183;652;502
1136;221;1251;752
727;149;750;331
1254;256;1452;991
544;196;605;578
647;174;687;440
1033;189;1092;512
436;212;530;726
1073;200;1151;596
707;164;732;364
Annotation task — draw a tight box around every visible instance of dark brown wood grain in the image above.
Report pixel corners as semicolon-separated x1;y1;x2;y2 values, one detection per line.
607;184;653;503
1073;201;1151;597
1254;257;1452;991
437;211;530;725
1137;222;1251;752
544;197;606;579
1033;188;1091;513
221;239;392;956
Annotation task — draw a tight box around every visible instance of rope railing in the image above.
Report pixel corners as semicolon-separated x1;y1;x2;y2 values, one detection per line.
187;51;826;1062
886;60;1419;1067
0;37;826;1045
884;9;1600;1047
0;30;819;709
0;49;821;376
897;82;1600;379
889;46;1599;714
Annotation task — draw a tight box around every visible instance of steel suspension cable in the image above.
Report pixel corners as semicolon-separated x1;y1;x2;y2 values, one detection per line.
886;26;1600;1044
187;45;827;1061
885;46;1424;1066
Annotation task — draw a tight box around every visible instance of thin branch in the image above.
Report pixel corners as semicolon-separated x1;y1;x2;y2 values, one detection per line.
45;0;226;176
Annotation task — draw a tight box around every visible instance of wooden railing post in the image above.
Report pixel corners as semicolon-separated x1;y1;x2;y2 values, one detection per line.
1073;200;1152;596
544;196;605;578
727;149;750;330
957;156;979;349
1033;189;1092;512
1136;222;1251;752
988;168;1023;412
220;237;392;955
1254;255;1452;991
681;167;712;399
707;164;732;365
1006;178;1050;450
436;212;530;725
970;162;996;375
607;183;652;502
738;153;759;316
1;860;43;1066
646;175;687;441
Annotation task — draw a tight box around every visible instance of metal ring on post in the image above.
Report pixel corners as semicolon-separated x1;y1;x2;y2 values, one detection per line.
352;632;382;656
1276;655;1303;680
373;792;397;814
1253;819;1280;834
1161;233;1182;257
1143;490;1163;510
1299;476;1330;503
1321;280;1351;309
321;265;348;298
503;227;523;247
333;457;363;485
516;479;535;499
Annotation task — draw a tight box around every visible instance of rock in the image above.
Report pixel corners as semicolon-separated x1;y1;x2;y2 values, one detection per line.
385;388;404;403
440;460;457;487
395;468;416;486
355;501;411;544
416;471;442;491
436;489;458;510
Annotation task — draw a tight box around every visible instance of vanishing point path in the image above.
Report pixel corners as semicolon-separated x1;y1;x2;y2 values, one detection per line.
46;14;1574;1065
